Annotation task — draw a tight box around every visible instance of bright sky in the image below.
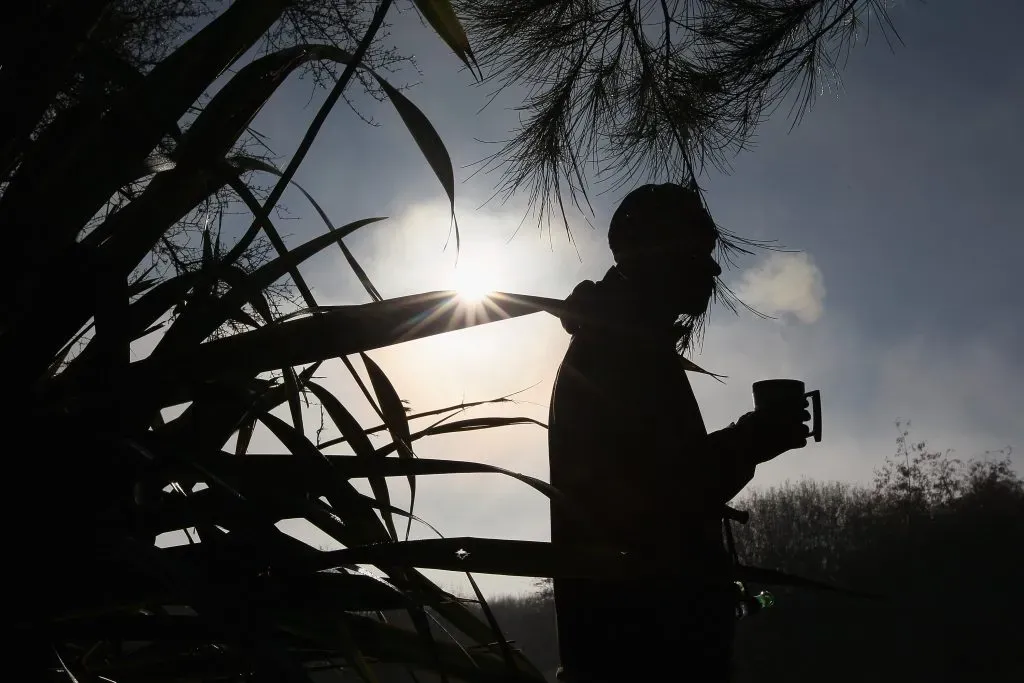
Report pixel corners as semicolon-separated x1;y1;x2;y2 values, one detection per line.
155;2;1024;598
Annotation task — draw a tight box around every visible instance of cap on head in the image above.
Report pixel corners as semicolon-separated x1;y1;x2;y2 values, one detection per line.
608;183;718;262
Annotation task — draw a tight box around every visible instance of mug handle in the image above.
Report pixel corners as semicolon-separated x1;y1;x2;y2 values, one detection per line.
804;390;822;442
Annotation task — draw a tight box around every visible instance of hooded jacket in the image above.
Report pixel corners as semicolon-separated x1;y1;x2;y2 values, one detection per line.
549;268;757;678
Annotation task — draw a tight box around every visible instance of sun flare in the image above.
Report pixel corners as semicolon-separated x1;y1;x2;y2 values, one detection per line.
452;262;495;301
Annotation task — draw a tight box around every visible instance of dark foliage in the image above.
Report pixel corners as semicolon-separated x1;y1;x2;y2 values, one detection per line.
0;2;560;681
456;0;905;229
380;437;1023;683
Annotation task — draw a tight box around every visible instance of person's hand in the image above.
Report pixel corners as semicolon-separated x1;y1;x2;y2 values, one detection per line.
735;402;812;465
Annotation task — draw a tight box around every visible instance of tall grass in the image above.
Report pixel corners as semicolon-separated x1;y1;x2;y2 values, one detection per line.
1;2;628;681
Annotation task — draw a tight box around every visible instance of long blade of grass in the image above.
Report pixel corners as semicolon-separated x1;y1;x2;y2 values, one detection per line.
229;308;262;330
299;615;380;683
361;460;523;681
231;411;471;683
12;31;452;387
234;38;458;275
131;292;561;399
372;417;545;457
370;70;459;250
233;0;393;318
162;363;324;461
0;0;290;256
360;352;418;540
316;537;653;580
119;537;313;683
282;366;304;434
127;274;160;299
174;446;543;675
342;485;533;674
90;261;130;402
153;216;386;354
735;565;885;599
152;378;277;456
220;171;318;306
209;212;384;308
235;414;257;456
463;570;517;675
399;567;538;671
175;48;323;165
255;411;393;545
311;613;545;683
0;0;111;184
282;571;424;612
13;164;241;382
125;271;198;333
318;389;537;449
229;155;384;302
219;265;275;324
305;380;398;542
46;320;96;378
200;454;567;509
412;0;479;76
305;382;377;459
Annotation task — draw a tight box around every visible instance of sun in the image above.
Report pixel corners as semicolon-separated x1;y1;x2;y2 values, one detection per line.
451;260;496;302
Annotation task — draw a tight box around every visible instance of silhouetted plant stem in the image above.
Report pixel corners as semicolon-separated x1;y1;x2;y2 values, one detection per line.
234;0;396;304
235;0;396;426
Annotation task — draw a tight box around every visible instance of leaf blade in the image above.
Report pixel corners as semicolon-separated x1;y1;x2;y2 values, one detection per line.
372;74;458;249
229;154;384;302
306;379;399;542
360;352;417;539
131;292;561;399
317;537;652;579
413;0;478;75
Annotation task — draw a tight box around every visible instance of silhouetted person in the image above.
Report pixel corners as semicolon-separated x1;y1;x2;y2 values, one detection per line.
549;184;810;683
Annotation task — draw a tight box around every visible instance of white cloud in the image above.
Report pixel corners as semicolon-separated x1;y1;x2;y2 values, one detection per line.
733;252;826;323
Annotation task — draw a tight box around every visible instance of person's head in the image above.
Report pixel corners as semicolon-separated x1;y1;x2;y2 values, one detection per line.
608;183;722;319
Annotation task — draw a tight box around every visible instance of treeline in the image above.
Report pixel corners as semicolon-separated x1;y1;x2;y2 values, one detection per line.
728;433;1024;682
371;432;1023;682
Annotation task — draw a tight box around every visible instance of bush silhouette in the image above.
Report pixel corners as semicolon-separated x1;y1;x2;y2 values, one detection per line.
388;433;1023;683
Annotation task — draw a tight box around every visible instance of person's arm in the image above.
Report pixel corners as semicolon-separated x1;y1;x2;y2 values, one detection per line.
704;423;758;504
703;406;812;505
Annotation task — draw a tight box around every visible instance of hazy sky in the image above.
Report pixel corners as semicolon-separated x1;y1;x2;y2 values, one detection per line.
157;1;1024;597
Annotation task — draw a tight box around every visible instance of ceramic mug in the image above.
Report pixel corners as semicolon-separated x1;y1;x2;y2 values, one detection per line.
751;379;822;443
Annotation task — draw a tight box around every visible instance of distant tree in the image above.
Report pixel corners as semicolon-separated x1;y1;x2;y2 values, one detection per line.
730;478;876;585
873;419;963;511
728;428;1023;683
873;419;1020;515
369;429;1023;683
